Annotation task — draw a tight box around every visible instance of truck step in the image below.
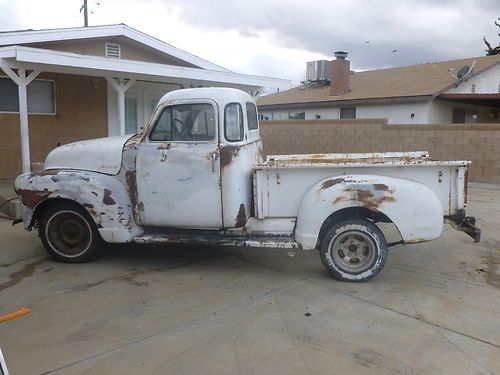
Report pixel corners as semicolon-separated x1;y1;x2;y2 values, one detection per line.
133;231;301;249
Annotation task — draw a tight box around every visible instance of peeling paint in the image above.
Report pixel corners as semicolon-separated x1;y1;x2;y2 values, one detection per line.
235;203;247;227
103;189;116;205
320;178;345;190
16;189;52;208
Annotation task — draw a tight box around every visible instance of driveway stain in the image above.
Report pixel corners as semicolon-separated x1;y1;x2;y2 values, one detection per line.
0;258;46;292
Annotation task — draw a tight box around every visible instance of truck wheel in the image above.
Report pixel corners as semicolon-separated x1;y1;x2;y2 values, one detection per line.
39;202;103;263
320;219;387;282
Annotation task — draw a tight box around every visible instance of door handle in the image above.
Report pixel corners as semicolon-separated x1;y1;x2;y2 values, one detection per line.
160;150;167;162
211;152;219;172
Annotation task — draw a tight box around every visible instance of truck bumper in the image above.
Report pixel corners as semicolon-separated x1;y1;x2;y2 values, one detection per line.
446;209;481;243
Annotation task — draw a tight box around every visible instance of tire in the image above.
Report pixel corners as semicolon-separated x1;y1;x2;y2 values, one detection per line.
320;219;387;282
39;201;103;263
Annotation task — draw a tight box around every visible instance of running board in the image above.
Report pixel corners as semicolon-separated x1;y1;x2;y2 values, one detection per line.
133;232;301;249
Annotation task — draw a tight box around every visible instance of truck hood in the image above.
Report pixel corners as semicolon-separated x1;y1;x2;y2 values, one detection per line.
44;135;135;175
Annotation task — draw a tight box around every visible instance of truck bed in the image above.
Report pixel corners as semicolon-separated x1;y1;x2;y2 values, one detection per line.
253;151;469;219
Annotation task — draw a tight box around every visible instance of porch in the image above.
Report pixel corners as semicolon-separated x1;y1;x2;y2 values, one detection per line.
0;45;289;178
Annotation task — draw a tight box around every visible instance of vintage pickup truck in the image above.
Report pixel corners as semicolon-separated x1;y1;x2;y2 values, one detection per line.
14;88;480;281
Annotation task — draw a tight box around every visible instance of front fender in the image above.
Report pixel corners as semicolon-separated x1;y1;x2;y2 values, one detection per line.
294;175;443;249
15;169;142;243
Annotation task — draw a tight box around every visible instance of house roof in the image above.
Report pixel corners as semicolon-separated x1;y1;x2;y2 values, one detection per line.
258;54;500;108
0;24;230;72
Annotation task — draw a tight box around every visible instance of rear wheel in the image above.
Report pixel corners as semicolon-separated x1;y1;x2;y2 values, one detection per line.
39;202;103;263
320;219;387;282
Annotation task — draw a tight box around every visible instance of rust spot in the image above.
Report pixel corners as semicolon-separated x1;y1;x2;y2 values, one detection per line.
103;189;116;205
137;201;144;212
373;184;390;191
16;189;52;208
220;145;241;168
156;143;171;151
30;169;61;177
344;187;396;210
333;196;348;205
320;178;345;190
235;203;247;228
125;170;138;209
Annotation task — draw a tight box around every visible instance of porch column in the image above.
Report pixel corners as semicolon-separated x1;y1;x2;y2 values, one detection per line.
0;60;40;173
105;77;135;135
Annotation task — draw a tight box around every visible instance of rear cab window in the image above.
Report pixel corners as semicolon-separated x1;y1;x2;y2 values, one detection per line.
224;103;244;142
246;102;259;130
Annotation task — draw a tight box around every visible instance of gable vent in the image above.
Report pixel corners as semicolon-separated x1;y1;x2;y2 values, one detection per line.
105;43;121;58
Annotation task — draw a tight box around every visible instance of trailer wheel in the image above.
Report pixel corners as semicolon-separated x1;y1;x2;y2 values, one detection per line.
39;202;103;263
320;219;387;282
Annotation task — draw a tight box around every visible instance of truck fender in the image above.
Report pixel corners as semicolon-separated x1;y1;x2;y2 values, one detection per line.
294;174;443;249
15;170;142;243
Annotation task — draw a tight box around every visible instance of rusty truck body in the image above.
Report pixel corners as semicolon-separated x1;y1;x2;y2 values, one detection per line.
14;88;480;281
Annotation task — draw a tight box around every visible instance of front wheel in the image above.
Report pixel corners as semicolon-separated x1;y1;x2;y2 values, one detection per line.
320;219;387;282
39;202;103;263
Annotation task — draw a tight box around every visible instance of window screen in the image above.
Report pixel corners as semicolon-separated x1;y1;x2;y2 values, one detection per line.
246;102;259;130
149;103;215;142
0;77;55;114
225;103;244;142
340;107;356;119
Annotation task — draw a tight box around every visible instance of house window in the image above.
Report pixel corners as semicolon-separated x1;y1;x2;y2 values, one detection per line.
340;107;356;119
105;43;121;58
288;112;305;120
246;102;259;130
0;77;55;114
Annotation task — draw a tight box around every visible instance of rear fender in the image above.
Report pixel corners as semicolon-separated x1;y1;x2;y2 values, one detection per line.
15;170;142;243
294;175;443;249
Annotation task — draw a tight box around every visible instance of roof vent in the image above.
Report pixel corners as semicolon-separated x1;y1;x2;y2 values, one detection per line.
105;43;121;58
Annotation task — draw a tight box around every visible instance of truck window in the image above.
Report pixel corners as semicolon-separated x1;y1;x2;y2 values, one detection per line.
246;102;259;130
225;103;244;142
149;103;216;142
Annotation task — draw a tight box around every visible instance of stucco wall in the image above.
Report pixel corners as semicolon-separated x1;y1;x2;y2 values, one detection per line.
446;64;500;94
260;101;430;124
260;119;500;184
0;72;108;180
260;100;497;124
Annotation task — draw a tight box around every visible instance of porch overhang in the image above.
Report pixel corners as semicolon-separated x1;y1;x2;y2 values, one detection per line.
0;45;290;91
437;93;500;108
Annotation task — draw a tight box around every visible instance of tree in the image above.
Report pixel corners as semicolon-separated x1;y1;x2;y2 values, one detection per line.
483;18;500;55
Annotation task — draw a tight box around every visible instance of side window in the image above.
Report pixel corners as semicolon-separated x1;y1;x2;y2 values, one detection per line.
246;102;259;130
225;103;244;142
149;107;172;141
149;103;215;142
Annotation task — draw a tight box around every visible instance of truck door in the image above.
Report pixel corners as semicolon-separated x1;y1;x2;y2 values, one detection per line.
135;100;222;228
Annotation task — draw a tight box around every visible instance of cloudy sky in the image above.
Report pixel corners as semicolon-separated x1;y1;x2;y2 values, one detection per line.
0;0;499;83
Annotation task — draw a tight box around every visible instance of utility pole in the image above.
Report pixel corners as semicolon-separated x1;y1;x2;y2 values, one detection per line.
82;0;88;27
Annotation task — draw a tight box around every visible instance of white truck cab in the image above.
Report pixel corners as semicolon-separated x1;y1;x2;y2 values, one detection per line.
14;88;480;282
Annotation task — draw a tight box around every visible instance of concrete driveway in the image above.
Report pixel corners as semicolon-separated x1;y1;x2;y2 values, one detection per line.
1;184;499;374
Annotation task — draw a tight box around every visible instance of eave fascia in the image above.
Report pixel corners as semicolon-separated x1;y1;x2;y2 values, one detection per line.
258;95;433;110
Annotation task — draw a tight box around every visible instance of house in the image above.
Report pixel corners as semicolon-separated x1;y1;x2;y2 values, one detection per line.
0;24;290;179
258;52;500;125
